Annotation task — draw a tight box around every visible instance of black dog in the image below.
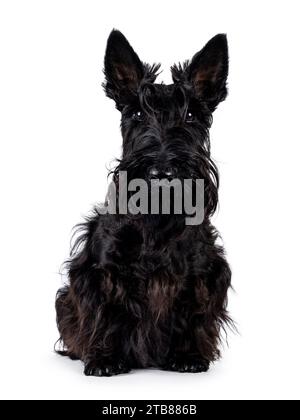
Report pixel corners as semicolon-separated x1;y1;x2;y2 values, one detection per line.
55;30;231;376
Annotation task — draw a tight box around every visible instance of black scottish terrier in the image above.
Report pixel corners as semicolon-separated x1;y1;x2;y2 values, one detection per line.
55;30;231;376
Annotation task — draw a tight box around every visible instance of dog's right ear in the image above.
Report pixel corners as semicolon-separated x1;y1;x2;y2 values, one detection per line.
103;30;144;108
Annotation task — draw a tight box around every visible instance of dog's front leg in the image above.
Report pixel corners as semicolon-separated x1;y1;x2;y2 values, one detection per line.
82;276;134;377
163;250;231;373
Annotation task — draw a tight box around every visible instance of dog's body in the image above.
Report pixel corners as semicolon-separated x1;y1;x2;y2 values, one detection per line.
55;30;231;376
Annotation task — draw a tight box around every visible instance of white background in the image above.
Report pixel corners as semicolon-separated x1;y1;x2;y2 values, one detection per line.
1;0;300;400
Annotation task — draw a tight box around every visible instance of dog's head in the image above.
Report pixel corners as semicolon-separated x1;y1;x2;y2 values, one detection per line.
103;30;228;217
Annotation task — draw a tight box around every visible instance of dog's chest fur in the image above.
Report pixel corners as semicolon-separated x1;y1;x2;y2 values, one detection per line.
102;220;194;365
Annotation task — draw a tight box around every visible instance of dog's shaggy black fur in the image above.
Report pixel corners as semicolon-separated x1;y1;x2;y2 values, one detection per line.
55;30;232;376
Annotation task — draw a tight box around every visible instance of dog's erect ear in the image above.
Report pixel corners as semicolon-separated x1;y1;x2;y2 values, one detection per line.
104;30;144;106
173;34;228;111
189;34;228;109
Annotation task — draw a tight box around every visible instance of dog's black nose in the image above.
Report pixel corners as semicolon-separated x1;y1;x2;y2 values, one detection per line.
148;167;175;180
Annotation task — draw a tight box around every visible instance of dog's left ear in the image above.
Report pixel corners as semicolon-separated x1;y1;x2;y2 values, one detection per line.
104;30;144;107
173;34;228;111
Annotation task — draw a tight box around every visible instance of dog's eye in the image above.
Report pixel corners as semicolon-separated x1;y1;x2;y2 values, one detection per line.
132;110;144;122
185;110;195;123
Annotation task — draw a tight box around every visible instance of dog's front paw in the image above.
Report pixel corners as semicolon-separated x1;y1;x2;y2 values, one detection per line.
163;356;209;373
84;361;131;377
